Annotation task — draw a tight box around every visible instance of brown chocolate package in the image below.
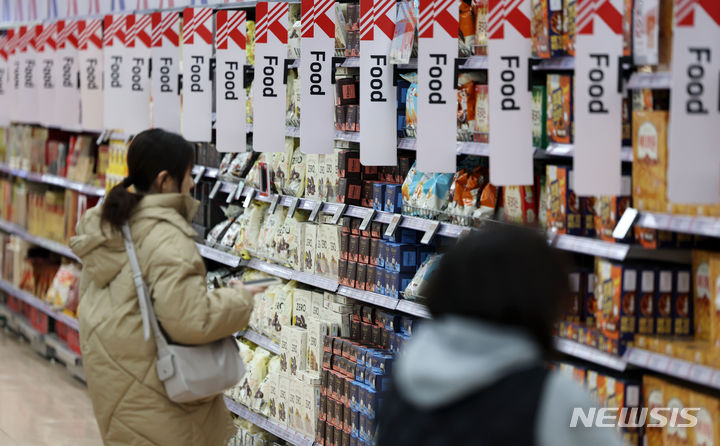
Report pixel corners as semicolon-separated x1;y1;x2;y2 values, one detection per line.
362;181;377;208
372;325;382;347
342;217;352;234
347;261;358;288
336;178;362;206
316;419;326;443
358;236;370;264
348;235;359;262
381;327;391;349
346;3;360;30
371;221;383;238
337;150;361;179
326;420;334;445
338;259;348;286
350;218;361;235
362;165;379;180
346;105;359;132
356;263;367;290
366;265;377;292
369;239;379;265
340;233;349;260
333;338;344;356
361;322;373;344
335;105;347;132
343;431;351;446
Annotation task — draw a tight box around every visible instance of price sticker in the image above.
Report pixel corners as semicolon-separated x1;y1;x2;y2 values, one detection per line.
420;221;441;245
331;204;348;225
288;197;299;217
226;184;239;203
208;181;222;200
243;188;256;208
309;201;323;222
627;348;650;366
359;209;375;231
613;207;638;240
384;214;402;238
269;194;280;214
235;180;246;201
689;365;713;384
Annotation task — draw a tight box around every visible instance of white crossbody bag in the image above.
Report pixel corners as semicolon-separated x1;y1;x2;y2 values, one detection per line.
122;223;245;403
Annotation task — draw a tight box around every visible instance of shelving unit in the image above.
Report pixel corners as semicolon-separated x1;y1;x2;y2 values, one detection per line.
626;71;671;90
0;218;81;262
239;329;282;355
0;162;106;197
632;209;720;238
223;397;315;446
554;337;627;371
0;278;79;331
543;143;633;163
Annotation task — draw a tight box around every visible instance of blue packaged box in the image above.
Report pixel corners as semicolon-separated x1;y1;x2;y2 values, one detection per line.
355;364;366;383
385;242;417;272
401;317;414;336
417;245;434;266
376;240;386;268
375;268;386;295
384;184;403;213
372;183;385;211
350;380;361;410
351;410;361;437
385;227;419;244
385;270;414;298
370;353;393;374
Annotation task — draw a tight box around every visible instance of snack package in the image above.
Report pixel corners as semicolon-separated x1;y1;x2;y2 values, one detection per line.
389;1;417;64
402;73;418;138
673;269;692;337
531;0;550;58
633;0;660;65
662;383;696;444
643;375;665;446
655;269;674;336
693;251;720;345
564;0;576;55
504;185;538;225
285;147;306;197
632;110;668;212
532;84;548;149
458;0;476;56
595;259;637;355
692;390;720;446
474;0;488;56
546;74;572;144
546;165;568;234
303;224;318;273
474;84;489;142
637;268;656;334
593;176;632;243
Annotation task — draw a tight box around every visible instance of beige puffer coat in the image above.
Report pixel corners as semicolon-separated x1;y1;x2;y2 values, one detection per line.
71;193;253;446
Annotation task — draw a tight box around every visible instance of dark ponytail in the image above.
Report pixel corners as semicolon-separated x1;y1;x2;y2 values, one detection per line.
101;129;195;231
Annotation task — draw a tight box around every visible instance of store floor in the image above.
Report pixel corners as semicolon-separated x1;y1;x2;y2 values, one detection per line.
0;331;102;446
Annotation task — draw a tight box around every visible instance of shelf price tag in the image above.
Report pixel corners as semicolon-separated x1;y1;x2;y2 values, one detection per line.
243;187;256;208
359;0;397;165
150;11;181;133
236;180;247;201
253;2;288;153
299;0;335;155
384;214;402;238
78;19;104;131
288;197;299;217
420;220;440;244
573;0;624;196
193;166;206;185
309;200;323;222
331;204;348;225
216;10;247;153
226;184;239;203
487;0;533;186
208;181;222;200
416;0;458;173
269;194;280;214
613;207;638;240
668;1;720;205
359;209;375;231
182;7;213;142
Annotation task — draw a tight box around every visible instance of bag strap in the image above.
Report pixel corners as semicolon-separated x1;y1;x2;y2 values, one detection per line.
121;223;169;351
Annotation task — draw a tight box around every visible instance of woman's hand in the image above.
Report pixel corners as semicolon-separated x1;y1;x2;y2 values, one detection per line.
229;279;268;295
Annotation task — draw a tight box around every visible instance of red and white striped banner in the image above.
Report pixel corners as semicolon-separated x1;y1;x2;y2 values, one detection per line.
182;7;214;142
215;9;247;152
78;19;104;131
253;2;289;153
573;0;623;196
300;0;335;154
359;0;397;165
667;0;720;205
417;0;458;173
151;11;181;132
0;35;10;126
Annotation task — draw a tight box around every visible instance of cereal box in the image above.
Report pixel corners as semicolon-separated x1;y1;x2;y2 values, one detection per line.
663;383;695;445
643;375;665;445
693;251;720;344
596;260;637;353
584;272;597;328
547;74;572;144
594;176;632;243
632;111;668;212
548;0;564;56
567;271;582;323
504;185;538;225
567;172;582;235
532;84;548;149
656;269;674;336
531;0;551;58
673;269;693;336
564;0;575;55
637;268;656;334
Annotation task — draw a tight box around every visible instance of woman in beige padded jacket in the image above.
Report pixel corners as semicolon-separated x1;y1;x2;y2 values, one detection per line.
71;129;260;445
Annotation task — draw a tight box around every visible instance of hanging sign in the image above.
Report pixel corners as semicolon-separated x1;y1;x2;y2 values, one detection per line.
359;0;397;165
122;14;152;135
416;0;458;173
487;0;534;185
299;0;335;154
78;18;104;131
36;22;57;127
0;34;9;127
151;10;181;133
573;0;623;196
252;1;288;153
55;19;81;130
215;9;247;152
17;26;34;123
667;0;720;205
182;7;213;142
7;29;21;124
103;14;128;131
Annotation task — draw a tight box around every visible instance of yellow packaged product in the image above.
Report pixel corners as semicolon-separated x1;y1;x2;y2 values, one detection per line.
643;375;665;446
663;382;695;445
692;391;720;446
692;251;720;345
632;110;668;212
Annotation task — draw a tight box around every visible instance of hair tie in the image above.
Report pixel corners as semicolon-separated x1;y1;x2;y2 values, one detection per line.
122;176;134;188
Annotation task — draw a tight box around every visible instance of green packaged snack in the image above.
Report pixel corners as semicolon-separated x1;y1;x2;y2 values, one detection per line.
532;84;548;149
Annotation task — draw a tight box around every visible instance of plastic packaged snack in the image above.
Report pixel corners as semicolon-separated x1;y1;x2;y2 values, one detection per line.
459;1;476;56
285;146;306;197
401;73;418;138
389;1;417;64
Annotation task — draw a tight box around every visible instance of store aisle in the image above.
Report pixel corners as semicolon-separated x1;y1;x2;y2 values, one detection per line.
0;332;102;446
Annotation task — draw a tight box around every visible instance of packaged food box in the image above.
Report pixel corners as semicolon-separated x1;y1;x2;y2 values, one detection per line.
632;110;668;212
531;0;551;58
546;165;568;234
504;185;538;225
532;84;548;149
564;0;576;56
546;74;572;144
365;265;377;292
673;269;693;336
656;269;674;336
304;224;318;273
278;374;290;426
637;268;656;334
567;271;582;323
356;263;367;290
294;289;312;329
372;183;385;211
358;236;370;264
305;154;323;200
662;382;695;444
584;272;597;328
384;184;403;214
693;251;720;344
594;176;632;243
307;318;325;376
691;390;720;446
337;178;362;206
596;260;637;353
582;197;596;237
384;242;417;273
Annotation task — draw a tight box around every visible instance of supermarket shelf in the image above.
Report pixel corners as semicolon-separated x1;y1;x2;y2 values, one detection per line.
634;210;720;238
195;243;244;268
460;56;488;69
396;137;490;156
395;299;431;319
0;162;106;196
335;130;360;143
224;397;314;446
192;165;219;179
533;57;574;71
45;333;82;367
0;219;81;262
0;278;80;331
543;143;633;162
16;316;51;357
337;286;402;312
240;329;281;355
551;233;631;261
247;259;295;280
626;71;671;90
626;347;720;391
554;337;627;371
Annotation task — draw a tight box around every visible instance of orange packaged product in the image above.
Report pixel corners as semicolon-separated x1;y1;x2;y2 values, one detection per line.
632;110;668;212
546;165;567;234
594;176;632;243
663;383;695;445
459;1;475;50
546;74;572;144
504;185;538;225
643;375;665;446
531;0;550;58
692;251;720;345
692;391;720;446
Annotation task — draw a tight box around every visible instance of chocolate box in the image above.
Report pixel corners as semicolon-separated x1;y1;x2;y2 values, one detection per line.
372;183;385;211
384;242;418;273
384;184;403;213
369;239;379;266
341;233;349;261
365;265;377;292
376;240;386;268
356;263;367;290
358;237;370;264
348;235;359;263
637;268;656;335
347;261;358;288
337;178;362;206
338;150;361;179
655;269;673;336
673;269;692;336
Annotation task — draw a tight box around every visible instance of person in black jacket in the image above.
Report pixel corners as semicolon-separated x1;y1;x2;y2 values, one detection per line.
377;225;623;446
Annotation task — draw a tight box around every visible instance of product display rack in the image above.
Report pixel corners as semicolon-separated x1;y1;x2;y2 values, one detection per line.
0;218;81;263
0;278;79;331
238;329;282;355
0;162;106;197
626;71;672;90
631;209;720;238
223;397;315;446
543;143;634;163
